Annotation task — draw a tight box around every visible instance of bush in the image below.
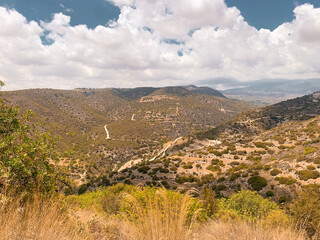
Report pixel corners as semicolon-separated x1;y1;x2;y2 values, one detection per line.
304;146;317;155
138;166;150;174
266;191;274;197
217;177;225;183
263;165;271;171
278;196;287;204
297;170;320;181
216;184;227;192
200;174;215;185
160;181;170;189
182;163;193;169
175;174;198;184
248;176;267;191
200;187;219;217
253;142;273;149
276;176;296;185
218;190;279;222
77;184;89;195
229;173;241;182
270;168;282;176
207;165;221;172
307;165;316;170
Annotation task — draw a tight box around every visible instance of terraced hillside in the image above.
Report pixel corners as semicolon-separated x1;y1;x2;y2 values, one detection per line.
110;92;320;202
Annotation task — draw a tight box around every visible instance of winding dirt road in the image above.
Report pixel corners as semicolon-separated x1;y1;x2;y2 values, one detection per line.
104;125;110;139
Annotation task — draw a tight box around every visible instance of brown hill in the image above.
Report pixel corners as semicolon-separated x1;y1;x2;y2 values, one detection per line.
109;91;320;202
1;87;250;186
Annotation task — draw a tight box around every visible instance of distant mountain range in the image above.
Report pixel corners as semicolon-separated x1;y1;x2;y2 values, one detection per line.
196;79;320;105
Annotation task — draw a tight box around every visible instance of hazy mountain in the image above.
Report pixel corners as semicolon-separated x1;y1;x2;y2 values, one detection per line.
197;78;320;105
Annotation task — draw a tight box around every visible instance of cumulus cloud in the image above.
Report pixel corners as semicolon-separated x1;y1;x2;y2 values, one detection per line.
0;1;320;90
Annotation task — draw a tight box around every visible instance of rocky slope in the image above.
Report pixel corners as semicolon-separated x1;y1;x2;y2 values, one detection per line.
110;91;320;202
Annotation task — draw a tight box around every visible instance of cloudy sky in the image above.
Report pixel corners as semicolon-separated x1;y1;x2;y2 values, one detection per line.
0;0;320;90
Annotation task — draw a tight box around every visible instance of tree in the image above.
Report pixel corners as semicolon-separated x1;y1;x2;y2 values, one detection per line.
0;82;59;194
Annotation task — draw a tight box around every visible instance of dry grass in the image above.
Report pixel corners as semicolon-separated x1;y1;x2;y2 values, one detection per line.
84;219;306;240
119;188;196;240
0;190;309;240
194;220;306;240
0;193;88;240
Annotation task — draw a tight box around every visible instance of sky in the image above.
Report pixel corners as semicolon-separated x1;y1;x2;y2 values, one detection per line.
0;0;320;90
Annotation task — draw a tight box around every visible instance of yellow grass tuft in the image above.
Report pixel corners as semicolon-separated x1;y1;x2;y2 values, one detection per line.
0;193;88;240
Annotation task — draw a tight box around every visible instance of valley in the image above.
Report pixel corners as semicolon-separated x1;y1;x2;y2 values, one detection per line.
1;85;250;189
2;86;320;201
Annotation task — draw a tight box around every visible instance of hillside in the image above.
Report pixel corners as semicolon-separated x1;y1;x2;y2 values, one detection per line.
110;91;320;202
1;86;250;186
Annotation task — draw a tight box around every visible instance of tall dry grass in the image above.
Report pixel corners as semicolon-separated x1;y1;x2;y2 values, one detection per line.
0;193;89;240
0;189;309;240
119;188;197;240
194;220;306;240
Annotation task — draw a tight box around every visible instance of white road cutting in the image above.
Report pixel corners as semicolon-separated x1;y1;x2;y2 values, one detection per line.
104;125;110;139
117;136;182;172
131;114;136;121
149;137;182;161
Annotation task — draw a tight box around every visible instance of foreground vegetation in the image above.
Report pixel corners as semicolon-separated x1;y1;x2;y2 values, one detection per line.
1;184;318;239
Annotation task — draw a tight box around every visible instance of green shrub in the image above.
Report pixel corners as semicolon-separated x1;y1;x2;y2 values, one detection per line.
124;179;132;185
297;170;320;181
307;165;316;170
138;166;150;174
182;163;193;169
263;165;271;171
211;159;224;166
266;191;274;197
253;142;273;149
77;184;90;195
219;190;279;222
160;181;170;189
304;146;317;155
175;174;198;184
278;196;287;204
216;184;227;192
200;187;219;217
229;173;241;182
248;176;267;191
217;177;225;183
200;174;215;185
270;168;282;176
207;165;221;172
276;176;296;185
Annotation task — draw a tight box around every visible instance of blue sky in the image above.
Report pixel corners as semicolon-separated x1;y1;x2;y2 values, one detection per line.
226;0;320;29
0;0;120;28
1;0;319;30
0;0;320;90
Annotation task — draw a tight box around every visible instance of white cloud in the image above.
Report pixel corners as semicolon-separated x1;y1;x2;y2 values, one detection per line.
0;2;320;90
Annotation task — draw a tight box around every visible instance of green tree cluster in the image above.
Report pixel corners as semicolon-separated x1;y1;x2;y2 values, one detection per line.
0;81;59;194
